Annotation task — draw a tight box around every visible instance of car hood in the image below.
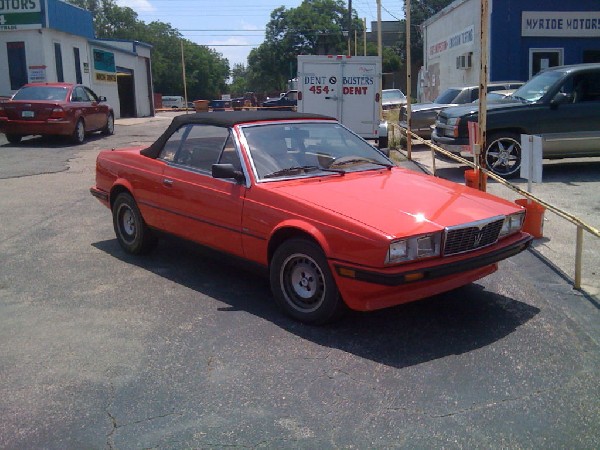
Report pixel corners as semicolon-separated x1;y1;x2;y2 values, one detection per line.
408;102;455;113
269;169;517;238
440;100;525;118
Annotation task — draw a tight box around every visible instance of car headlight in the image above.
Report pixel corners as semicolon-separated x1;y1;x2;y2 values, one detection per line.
446;118;460;126
444;117;461;137
499;211;526;237
386;233;442;264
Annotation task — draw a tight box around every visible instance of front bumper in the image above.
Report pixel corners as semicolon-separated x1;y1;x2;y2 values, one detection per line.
430;129;470;153
331;233;532;311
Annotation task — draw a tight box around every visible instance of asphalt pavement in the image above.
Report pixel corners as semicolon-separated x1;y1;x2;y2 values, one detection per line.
0;113;598;448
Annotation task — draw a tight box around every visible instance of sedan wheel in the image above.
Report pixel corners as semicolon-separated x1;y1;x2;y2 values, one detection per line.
6;134;22;144
112;192;157;254
71;119;85;144
270;238;345;324
485;133;522;178
102;113;115;135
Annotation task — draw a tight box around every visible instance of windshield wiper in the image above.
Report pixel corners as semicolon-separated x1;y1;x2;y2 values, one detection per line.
329;158;394;169
263;165;345;179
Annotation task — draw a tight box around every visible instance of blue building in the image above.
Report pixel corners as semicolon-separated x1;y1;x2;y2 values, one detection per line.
419;0;600;102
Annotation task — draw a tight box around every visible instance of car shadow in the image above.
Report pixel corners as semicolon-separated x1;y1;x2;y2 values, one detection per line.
92;236;540;369
1;131;109;148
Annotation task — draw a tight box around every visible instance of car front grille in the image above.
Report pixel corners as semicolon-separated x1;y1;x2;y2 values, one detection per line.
444;217;504;255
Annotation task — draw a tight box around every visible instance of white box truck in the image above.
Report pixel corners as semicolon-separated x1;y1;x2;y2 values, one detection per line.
297;55;388;148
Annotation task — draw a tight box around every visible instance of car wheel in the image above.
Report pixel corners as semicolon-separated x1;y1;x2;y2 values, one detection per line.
102;113;114;135
270;238;345;324
71;119;85;144
112;192;157;254
6;134;22;144
485;132;521;178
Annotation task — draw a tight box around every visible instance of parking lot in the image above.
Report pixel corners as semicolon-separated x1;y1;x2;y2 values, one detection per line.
0;113;598;448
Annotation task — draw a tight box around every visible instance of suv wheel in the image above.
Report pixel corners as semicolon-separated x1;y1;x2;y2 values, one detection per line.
485;132;521;178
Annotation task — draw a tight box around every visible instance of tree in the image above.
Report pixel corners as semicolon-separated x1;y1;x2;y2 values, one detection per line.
247;0;365;93
64;0;230;100
403;0;454;68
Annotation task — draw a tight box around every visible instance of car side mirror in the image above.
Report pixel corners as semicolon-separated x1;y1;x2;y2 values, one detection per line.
212;163;245;183
551;92;571;106
98;96;107;102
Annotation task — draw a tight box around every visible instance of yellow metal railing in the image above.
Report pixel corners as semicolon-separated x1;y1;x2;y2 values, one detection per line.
392;123;600;290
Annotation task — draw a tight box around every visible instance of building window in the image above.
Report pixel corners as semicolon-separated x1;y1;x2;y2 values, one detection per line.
73;47;82;84
54;43;64;82
529;48;563;79
7;42;28;90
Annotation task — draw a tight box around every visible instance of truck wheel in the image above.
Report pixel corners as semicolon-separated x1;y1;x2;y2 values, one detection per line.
485;132;521;178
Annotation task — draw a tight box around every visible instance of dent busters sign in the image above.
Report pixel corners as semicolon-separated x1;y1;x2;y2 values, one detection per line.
0;0;42;31
522;11;600;37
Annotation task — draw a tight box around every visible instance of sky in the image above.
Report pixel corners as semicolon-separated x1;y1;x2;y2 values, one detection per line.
114;0;405;67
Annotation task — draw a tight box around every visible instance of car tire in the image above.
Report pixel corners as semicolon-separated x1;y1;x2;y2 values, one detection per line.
71;119;85;144
6;134;22;144
270;238;346;324
485;132;522;178
112;192;157;255
102;113;114;135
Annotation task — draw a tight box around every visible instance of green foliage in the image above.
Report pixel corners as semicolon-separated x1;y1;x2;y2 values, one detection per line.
247;0;365;94
63;0;230;100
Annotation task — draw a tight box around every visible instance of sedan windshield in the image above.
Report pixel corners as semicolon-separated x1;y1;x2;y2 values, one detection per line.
12;86;68;101
243;122;393;180
511;71;563;103
433;88;461;104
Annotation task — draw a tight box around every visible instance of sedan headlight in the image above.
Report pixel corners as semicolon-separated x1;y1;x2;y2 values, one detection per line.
386;232;442;264
499;211;526;237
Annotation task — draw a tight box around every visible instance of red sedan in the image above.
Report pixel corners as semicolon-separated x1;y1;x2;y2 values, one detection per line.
0;82;114;144
91;111;531;324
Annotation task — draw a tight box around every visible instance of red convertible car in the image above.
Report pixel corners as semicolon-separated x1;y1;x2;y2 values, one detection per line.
91;111;531;324
0;82;114;144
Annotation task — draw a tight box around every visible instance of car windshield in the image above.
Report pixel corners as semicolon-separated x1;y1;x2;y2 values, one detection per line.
243;122;393;181
433;88;462;104
12;86;68;101
511;71;564;103
383;89;406;103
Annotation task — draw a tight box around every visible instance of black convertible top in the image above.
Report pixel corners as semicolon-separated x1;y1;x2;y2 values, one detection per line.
141;111;334;158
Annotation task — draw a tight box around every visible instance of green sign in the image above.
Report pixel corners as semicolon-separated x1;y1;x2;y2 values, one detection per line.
0;0;42;31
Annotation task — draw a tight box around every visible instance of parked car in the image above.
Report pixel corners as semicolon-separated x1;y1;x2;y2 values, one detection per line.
382;89;407;110
260;90;297;111
400;81;524;139
209;100;233;111
431;63;600;177
476;89;517;103
161;95;185;109
0;83;114;144
90;111;531;324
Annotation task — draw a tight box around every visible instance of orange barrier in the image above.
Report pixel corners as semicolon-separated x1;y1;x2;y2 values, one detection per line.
515;198;545;238
464;169;487;191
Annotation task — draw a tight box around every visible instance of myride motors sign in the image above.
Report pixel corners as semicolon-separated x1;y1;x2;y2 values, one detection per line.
0;0;42;31
522;11;600;37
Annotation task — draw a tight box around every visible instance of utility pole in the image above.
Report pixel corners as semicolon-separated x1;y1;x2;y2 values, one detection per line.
181;40;189;114
405;0;412;160
477;0;489;190
348;0;352;56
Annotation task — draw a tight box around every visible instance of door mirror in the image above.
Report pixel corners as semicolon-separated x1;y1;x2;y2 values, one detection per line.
212;163;245;183
551;92;572;106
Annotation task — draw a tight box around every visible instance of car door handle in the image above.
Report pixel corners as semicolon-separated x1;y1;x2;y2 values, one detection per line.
163;178;174;187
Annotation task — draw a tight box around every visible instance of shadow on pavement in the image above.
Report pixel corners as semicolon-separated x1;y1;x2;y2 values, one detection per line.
93;236;540;370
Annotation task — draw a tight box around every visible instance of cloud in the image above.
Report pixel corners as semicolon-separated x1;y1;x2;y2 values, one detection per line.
114;0;156;12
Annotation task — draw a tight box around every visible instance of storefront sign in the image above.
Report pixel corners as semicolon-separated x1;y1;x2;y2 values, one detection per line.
28;65;46;82
0;0;42;31
429;25;474;58
522;11;600;37
93;48;117;83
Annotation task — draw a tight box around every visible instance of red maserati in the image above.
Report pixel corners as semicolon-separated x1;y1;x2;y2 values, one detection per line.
91;111;531;324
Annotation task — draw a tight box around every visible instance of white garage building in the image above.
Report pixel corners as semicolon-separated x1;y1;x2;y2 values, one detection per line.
0;0;154;118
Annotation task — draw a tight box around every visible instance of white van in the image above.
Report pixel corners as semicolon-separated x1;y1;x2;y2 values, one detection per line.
161;96;185;109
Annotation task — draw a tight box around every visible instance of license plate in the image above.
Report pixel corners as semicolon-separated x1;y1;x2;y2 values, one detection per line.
22;111;35;118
